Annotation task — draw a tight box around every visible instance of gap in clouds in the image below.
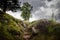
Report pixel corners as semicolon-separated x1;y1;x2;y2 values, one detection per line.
6;11;24;20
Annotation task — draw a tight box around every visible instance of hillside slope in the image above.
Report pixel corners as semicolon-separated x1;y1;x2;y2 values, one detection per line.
0;11;23;40
29;19;60;40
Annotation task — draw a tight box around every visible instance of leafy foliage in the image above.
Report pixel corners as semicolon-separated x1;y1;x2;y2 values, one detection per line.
0;11;23;40
21;2;33;20
0;0;20;12
29;19;60;40
0;10;60;40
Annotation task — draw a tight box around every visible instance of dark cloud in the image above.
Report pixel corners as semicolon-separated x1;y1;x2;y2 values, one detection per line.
19;0;60;22
54;0;60;21
19;0;53;20
20;0;46;12
47;0;52;2
56;13;60;19
55;1;60;9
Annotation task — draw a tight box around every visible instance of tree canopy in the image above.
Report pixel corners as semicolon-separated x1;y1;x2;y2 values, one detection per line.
21;2;33;20
0;0;21;13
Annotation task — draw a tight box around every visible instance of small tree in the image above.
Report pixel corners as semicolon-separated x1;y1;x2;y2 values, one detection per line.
0;0;21;13
21;2;33;21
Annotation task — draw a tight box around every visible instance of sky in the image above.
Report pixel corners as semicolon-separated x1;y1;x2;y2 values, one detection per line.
6;0;60;22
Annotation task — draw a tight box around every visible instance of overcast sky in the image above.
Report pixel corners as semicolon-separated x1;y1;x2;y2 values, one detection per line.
6;0;60;22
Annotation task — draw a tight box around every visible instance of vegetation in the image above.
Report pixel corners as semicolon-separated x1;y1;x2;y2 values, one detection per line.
29;19;60;40
0;0;20;13
0;11;24;40
0;10;60;40
0;1;60;40
21;2;33;20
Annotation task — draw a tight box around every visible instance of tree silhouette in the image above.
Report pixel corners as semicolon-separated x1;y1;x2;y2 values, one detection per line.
21;2;33;20
0;0;21;13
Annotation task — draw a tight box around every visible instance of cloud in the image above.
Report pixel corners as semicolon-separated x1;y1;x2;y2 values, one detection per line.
20;0;46;12
6;11;24;20
7;0;60;22
45;0;60;21
30;0;60;21
20;0;50;21
32;6;52;20
47;0;52;2
52;0;60;21
17;0;57;20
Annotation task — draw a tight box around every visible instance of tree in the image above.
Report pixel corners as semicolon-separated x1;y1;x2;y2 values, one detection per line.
21;2;33;20
0;0;21;13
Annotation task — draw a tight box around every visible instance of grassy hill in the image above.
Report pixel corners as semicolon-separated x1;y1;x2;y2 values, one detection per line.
0;11;24;40
0;11;60;40
29;19;60;40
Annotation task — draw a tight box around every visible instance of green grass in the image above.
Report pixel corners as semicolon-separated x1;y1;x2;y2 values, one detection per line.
0;11;24;40
0;11;60;40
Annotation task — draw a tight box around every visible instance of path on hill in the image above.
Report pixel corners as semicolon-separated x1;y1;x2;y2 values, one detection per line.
22;21;31;40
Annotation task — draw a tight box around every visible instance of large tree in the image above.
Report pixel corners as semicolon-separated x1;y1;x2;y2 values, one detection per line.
0;0;21;13
21;2;33;20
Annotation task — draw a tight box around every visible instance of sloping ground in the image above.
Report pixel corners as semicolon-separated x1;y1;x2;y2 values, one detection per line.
29;19;60;40
0;11;24;40
0;10;60;40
